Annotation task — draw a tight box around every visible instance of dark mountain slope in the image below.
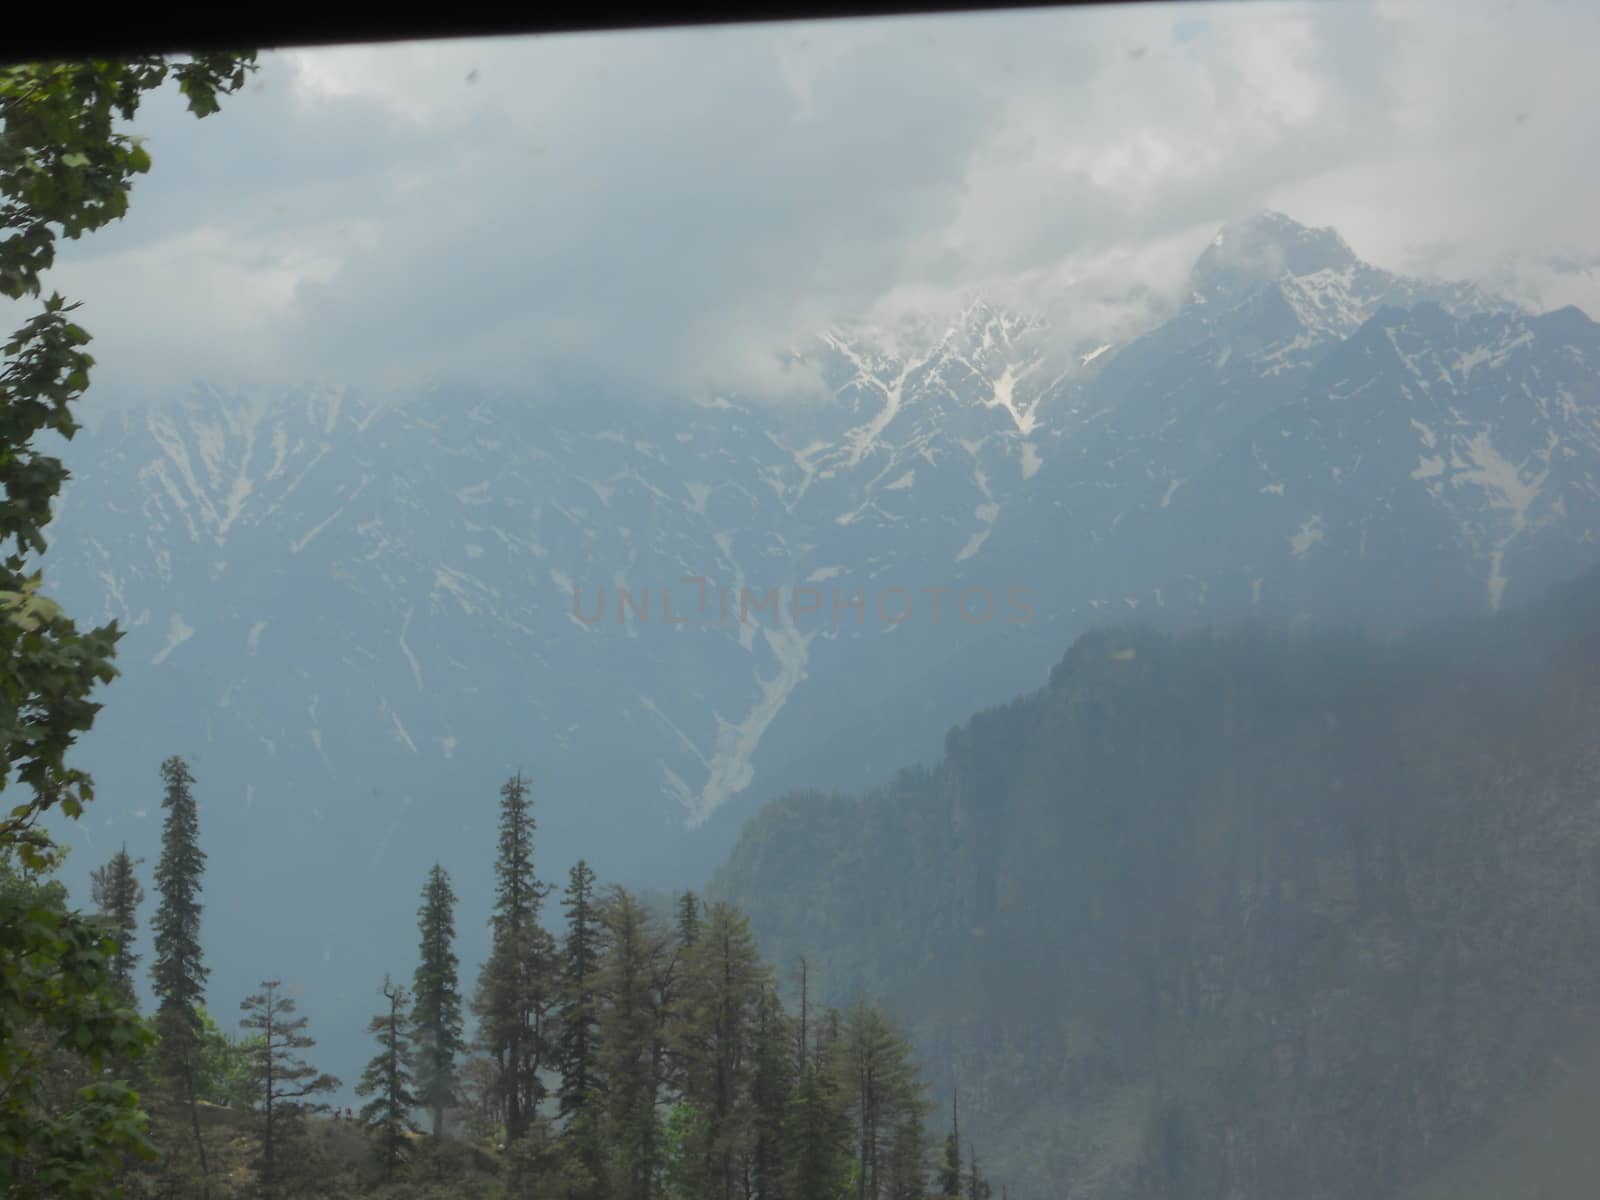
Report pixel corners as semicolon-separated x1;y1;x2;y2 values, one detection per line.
713;563;1600;1198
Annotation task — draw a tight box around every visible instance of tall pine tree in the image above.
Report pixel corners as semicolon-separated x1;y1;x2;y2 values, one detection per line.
938;1090;962;1197
836;1002;922;1200
238;979;340;1200
473;772;558;1144
410;863;464;1138
966;1141;992;1200
675;890;701;949
784;1009;852;1200
357;975;418;1181
151;755;210;1190
558;860;602;1120
597;886;673;1200
669;901;768;1200
90;844;143;1009
748;983;795;1200
557;859;604;1194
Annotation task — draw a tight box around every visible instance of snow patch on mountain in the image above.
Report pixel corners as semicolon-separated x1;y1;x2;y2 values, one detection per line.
684;622;815;826
1020;444;1042;480
150;613;194;665
1289;515;1325;557
1448;430;1556;609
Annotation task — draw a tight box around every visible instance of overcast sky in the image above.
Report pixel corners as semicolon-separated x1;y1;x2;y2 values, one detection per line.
43;0;1600;404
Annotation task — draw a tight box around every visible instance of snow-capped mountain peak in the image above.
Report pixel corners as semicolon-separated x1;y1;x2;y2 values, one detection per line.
47;218;1600;1097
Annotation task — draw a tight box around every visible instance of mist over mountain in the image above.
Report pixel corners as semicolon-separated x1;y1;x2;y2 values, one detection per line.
44;212;1600;1097
714;562;1600;1198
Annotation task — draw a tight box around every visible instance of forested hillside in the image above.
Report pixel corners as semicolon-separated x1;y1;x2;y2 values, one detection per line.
7;770;1003;1198
715;563;1600;1198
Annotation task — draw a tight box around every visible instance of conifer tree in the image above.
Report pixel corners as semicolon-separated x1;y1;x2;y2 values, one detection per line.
836;1002;922;1200
90;844;143;1009
411;863;464;1138
670;901;768;1200
503;1113;580;1200
557;859;604;1192
966;1141;992;1200
558;860;602;1118
784;1013;851;1200
794;957;810;1074
151;755;210;1188
675;890;701;949
939;1091;963;1197
473;772;558;1144
238;979;340;1200
748;984;795;1200
597;886;673;1200
357;975;418;1181
456;1053;505;1146
885;1105;929;1200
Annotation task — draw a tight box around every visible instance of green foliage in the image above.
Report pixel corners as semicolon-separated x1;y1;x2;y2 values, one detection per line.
239;979;341;1199
594;887;672;1200
667;900;770;1199
151;756;208;1107
90;844;143;1009
833;1002;928;1200
358;977;420;1181
193;1006;262;1108
0;52;251;1196
0;858;156;1196
472;774;558;1145
555;859;603;1193
673;890;700;949
412;864;464;1139
784;1062;852;1200
0;53;253;868
937;1094;961;1197
453;1054;504;1148
658;1101;712;1200
748;985;795;1200
965;1143;992;1200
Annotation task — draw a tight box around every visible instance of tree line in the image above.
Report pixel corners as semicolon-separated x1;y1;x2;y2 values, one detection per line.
15;759;1002;1199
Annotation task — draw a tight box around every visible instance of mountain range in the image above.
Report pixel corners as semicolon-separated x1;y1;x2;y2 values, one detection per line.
43;210;1600;1103
714;562;1600;1198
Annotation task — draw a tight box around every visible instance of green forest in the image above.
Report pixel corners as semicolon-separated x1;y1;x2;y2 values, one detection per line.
4;764;1002;1199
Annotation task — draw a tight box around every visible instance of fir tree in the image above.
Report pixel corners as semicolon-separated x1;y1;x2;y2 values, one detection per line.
473;772;558;1144
410;863;464;1138
357;975;418;1181
597;886;673;1200
794;956;810;1075
939;1090;963;1197
239;979;340;1200
150;754;210;1189
90;844;143;1009
748;984;795;1200
675;890;701;949
966;1141;992;1200
670;901;768;1200
836;1002;922;1200
885;1105;929;1200
784;1018;852;1200
558;860;602;1119
557;859;604;1192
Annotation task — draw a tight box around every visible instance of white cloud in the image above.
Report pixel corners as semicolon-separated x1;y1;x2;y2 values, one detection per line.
39;0;1600;405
